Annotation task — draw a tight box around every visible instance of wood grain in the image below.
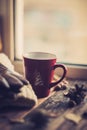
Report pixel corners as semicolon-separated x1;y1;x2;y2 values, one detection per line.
0;79;87;130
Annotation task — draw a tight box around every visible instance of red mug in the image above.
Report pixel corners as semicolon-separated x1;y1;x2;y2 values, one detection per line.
23;52;67;98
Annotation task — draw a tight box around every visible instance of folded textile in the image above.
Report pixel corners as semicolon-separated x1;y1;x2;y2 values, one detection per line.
0;84;37;108
0;53;37;108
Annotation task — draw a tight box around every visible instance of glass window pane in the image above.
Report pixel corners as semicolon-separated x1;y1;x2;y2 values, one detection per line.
15;0;87;65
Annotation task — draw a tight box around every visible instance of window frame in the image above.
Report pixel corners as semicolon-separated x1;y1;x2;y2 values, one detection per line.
1;0;87;79
0;0;14;59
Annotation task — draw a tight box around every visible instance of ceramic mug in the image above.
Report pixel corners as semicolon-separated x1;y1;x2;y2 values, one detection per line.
23;52;67;98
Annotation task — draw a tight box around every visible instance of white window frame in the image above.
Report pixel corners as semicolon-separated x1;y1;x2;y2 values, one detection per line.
1;0;87;80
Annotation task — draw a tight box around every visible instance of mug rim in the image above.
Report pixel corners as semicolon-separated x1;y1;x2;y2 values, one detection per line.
23;52;56;60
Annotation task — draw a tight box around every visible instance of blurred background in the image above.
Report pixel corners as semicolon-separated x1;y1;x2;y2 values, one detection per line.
21;0;87;64
0;0;87;65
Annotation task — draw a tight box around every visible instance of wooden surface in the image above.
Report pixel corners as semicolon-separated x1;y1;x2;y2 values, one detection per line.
0;79;87;130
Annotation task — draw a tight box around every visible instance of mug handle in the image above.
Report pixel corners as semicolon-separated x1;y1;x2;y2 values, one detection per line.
49;64;67;88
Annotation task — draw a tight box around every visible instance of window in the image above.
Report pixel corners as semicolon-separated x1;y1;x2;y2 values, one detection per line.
1;0;87;79
15;0;87;66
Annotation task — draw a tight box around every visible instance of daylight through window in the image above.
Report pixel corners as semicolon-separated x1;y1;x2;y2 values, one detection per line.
15;0;87;65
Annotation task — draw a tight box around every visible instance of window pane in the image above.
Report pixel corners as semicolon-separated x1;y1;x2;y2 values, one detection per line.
15;0;87;65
